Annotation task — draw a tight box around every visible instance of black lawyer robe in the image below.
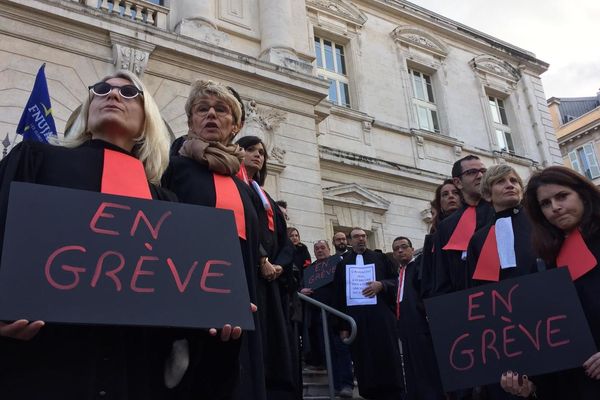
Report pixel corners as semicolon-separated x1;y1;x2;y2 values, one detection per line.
419;233;435;298
0;139;190;400
531;231;600;400
161;155;266;400
425;201;494;297
466;206;538;288
396;259;445;400
253;189;301;400
333;249;404;399
465;206;538;400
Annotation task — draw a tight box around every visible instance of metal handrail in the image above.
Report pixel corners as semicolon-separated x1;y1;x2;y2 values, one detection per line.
297;292;357;400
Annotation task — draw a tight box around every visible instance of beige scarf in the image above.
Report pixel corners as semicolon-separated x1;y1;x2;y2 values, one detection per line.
179;131;244;175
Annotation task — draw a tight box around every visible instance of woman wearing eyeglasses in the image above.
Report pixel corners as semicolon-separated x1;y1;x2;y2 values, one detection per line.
0;71;179;398
162;80;268;400
426;155;495;298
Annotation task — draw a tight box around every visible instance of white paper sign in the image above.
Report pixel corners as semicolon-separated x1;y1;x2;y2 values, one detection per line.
345;263;377;306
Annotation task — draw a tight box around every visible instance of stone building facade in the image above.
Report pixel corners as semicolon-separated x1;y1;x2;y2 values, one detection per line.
0;0;562;252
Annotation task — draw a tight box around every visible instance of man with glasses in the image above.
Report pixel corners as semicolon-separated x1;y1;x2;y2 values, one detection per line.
333;228;404;400
393;237;446;400
425;155;494;298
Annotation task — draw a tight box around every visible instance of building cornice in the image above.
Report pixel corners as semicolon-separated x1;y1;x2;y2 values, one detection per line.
356;0;549;74
556;107;600;140
5;0;329;105
306;0;368;27
558;120;600;147
319;145;447;185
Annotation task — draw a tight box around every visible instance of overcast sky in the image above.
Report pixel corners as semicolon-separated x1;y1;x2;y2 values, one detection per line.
411;0;600;99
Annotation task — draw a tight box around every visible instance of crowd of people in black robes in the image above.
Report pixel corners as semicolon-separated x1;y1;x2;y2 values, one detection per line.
2;72;600;400
300;155;600;400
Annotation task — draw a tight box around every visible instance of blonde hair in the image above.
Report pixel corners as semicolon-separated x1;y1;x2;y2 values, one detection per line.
185;79;242;134
64;70;169;185
480;164;524;199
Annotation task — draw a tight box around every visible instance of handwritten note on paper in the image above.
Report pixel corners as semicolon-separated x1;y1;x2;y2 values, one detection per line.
345;263;377;306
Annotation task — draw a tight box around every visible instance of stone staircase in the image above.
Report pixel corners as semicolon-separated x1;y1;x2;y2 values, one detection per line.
302;366;362;400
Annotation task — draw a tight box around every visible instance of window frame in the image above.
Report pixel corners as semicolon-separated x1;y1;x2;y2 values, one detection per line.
314;36;351;108
488;95;514;154
569;142;600;179
408;68;440;134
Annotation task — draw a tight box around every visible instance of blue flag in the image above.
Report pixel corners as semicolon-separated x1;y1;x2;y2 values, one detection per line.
16;64;57;143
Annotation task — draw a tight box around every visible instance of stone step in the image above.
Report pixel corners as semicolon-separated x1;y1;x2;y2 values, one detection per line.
301;364;362;399
302;367;329;385
303;381;331;397
302;380;362;399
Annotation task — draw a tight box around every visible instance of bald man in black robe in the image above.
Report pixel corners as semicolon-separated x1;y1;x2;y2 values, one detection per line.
333;228;403;400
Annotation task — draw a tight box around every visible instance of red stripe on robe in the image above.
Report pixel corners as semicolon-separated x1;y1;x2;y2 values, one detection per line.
443;206;476;251
556;229;597;281
236;163;249;185
238;164;274;232
472;225;501;282
213;174;247;240
101;149;151;200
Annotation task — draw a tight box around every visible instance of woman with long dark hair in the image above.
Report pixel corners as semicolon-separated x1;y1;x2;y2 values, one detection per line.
500;166;600;399
430;179;461;234
236;135;301;400
420;179;460;298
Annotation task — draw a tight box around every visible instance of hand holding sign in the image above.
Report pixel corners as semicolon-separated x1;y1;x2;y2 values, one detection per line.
500;371;535;398
208;302;258;341
0;319;45;341
346;263;377;306
584;352;600;380
362;280;383;298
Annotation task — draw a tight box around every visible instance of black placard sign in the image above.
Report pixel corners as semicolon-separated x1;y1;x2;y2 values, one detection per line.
424;268;596;392
303;256;339;290
0;182;254;330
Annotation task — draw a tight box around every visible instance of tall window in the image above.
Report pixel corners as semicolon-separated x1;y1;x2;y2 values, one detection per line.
569;143;600;179
409;69;440;133
488;96;514;153
314;36;350;107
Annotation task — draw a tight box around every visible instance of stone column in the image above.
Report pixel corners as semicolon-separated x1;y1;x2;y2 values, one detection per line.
173;0;227;46
258;0;298;65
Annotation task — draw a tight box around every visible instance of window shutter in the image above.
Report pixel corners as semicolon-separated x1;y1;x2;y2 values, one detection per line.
505;132;515;153
569;151;581;173
583;143;600;178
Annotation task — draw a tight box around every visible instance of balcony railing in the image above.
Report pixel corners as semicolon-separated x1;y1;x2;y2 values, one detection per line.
75;0;169;29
